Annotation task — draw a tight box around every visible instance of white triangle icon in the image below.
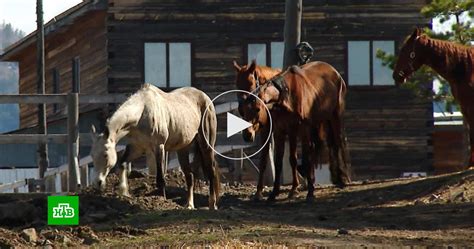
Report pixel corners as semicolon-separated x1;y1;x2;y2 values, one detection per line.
227;112;253;138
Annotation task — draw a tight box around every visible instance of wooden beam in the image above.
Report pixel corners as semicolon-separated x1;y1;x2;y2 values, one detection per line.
78;93;129;104
72;57;80;93
37;0;49;180
0;179;27;192
0;134;67;144
67;93;80;191
0;94;129;104
0;94;67;104
283;0;302;69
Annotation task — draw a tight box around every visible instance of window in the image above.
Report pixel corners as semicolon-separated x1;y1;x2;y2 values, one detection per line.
144;42;191;88
247;41;284;68
347;40;395;86
248;43;266;66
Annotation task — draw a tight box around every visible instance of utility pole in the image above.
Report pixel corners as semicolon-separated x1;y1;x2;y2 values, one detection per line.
277;0;302;185
36;0;49;179
283;0;302;69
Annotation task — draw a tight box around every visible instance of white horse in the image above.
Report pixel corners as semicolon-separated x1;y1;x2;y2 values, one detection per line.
90;84;220;210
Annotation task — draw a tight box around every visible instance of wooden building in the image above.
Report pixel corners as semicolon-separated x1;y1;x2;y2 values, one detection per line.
0;0;433;180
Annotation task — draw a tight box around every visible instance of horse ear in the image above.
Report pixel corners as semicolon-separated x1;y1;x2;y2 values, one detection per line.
90;125;98;142
232;60;242;71
248;59;257;73
411;28;421;39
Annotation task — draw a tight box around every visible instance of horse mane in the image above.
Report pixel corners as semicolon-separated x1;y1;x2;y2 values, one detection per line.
106;83;157;140
287;65;312;119
422;36;473;58
420;36;474;81
255;65;281;80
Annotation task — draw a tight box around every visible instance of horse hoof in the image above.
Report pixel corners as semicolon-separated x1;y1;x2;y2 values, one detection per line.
186;205;196;210
117;188;131;197
288;190;299;199
252;193;264;202
267;194;277;203
306;195;315;203
335;182;347;189
209;205;218;211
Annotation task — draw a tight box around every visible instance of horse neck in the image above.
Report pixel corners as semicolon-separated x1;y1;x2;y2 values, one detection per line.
107;95;144;142
256;66;281;81
419;37;470;83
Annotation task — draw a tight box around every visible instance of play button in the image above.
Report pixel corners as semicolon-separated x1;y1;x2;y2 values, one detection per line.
226;112;252;138
201;89;273;160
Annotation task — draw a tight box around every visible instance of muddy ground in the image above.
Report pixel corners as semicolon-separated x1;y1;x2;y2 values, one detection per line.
0;169;473;247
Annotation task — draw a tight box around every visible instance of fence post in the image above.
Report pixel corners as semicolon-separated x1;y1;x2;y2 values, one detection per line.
80;164;89;187
67;92;80;191
27;178;36;193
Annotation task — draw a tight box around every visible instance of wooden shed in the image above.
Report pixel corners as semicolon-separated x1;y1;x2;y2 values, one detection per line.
0;0;433;180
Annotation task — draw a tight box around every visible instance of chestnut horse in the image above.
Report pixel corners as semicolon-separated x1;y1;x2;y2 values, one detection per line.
393;28;474;165
234;61;301;200
235;60;352;201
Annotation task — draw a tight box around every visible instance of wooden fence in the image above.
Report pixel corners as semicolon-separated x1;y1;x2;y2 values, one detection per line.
0;93;128;192
0;95;249;193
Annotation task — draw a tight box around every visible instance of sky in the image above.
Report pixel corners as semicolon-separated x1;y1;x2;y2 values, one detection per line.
0;0;82;34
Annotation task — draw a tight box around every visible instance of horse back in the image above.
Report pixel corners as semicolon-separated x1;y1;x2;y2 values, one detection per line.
283;61;346;120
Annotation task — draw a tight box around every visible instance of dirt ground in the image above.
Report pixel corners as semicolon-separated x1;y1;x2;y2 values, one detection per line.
0;168;473;247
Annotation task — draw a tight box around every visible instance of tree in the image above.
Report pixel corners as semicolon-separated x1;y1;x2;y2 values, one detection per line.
377;0;474;112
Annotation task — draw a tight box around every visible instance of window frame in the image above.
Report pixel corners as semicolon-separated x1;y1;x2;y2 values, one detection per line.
143;41;194;90
245;40;285;68
345;39;398;88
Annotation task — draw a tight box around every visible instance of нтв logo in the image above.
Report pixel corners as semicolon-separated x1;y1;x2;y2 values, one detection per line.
47;196;79;225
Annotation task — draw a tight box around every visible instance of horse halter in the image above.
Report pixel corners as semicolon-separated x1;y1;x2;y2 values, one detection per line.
397;36;419;79
237;72;261;106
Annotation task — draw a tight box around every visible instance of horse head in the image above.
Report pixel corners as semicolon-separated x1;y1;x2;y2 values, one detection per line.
233;60;260;116
90;124;118;191
240;82;281;142
393;28;426;85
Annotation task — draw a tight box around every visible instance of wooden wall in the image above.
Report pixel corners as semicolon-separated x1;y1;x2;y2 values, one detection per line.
107;0;429;95
107;0;432;179
9;10;108;128
2;0;433;178
345;88;433;180
433;125;468;174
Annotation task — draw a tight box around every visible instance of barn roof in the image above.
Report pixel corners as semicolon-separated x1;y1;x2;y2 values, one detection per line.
0;0;107;61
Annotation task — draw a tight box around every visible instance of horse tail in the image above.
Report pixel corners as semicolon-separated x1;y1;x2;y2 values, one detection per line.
337;74;347;117
335;73;352;184
199;99;221;202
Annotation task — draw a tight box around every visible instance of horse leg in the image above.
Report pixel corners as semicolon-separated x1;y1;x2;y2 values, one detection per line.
146;151;157;176
303;126;322;202
288;131;299;199
463;109;474;166
254;127;271;201
177;149;194;209
117;144;142;197
268;132;285;202
196;137;220;210
155;144;167;198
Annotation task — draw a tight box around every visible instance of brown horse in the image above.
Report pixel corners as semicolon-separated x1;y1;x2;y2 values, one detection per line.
393;28;474;165
236;60;352;200
234;60;304;200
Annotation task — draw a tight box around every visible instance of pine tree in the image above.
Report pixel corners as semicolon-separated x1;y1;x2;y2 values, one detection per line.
377;0;474;112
